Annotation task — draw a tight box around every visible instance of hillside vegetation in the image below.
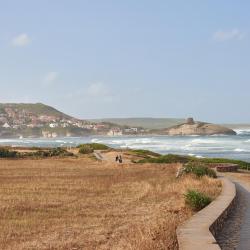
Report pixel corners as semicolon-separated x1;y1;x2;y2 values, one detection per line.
0;103;72;119
0;103;125;138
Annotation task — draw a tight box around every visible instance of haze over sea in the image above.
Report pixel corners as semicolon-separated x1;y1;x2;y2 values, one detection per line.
1;128;250;162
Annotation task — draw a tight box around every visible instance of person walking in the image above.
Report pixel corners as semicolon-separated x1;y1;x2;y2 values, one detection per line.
119;155;123;163
115;155;119;162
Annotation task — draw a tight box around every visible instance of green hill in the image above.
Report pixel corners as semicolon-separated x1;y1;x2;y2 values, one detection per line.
0;103;72;119
0;103;127;138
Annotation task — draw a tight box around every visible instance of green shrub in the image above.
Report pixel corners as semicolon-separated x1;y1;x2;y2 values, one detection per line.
26;147;74;158
200;157;250;170
184;163;217;178
46;147;74;157
185;190;212;211
79;145;94;154
137;154;191;164
0;147;18;158
77;143;110;150
129;149;161;158
136;153;250;170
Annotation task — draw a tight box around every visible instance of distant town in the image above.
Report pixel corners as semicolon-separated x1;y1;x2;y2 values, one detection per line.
0;103;147;138
0;103;237;138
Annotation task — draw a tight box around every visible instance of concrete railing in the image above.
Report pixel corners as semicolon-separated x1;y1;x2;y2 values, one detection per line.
177;177;236;250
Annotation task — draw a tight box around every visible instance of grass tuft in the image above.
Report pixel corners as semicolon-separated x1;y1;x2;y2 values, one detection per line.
136;153;250;170
185;189;212;211
0;147;18;158
77;143;110;150
137;154;191;164
0;147;74;158
184;163;217;178
129;149;161;158
78;145;94;154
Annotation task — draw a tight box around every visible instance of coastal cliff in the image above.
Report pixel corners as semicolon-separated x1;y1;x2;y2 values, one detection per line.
164;118;236;136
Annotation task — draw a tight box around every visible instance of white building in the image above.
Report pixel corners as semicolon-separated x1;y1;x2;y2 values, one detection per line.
62;123;69;128
2;122;10;128
125;127;138;133
49;123;58;128
107;129;123;136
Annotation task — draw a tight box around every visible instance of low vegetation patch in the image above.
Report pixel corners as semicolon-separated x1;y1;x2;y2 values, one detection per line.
29;147;74;158
77;143;110;150
185;189;212;211
129;149;161;158
0;147;18;158
184;163;217;178
137;154;191;164
0;147;73;159
200;157;250;170
137;153;250;170
78;145;94;154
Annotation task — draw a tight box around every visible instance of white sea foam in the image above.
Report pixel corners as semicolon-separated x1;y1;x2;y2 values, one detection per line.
234;148;249;152
56;140;65;143
0;139;16;142
91;138;102;143
190;139;219;144
195;155;204;158
235;129;250;135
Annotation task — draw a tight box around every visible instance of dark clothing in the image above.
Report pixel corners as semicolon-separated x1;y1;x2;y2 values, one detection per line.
115;155;119;162
119;156;122;163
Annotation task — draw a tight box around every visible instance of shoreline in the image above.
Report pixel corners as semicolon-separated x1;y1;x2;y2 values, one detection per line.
1;133;250;162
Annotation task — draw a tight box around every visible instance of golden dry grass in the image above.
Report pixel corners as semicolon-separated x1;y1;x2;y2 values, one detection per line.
0;157;221;250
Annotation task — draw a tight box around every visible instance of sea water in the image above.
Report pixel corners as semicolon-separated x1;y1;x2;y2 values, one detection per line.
1;128;250;162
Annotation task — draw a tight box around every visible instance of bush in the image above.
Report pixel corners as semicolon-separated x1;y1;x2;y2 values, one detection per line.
129;149;161;158
185;190;212;211
200;157;250;170
136;153;250;170
137;154;191;164
46;147;74;157
26;147;74;158
79;145;94;154
0;147;18;158
77;143;110;150
184;163;217;178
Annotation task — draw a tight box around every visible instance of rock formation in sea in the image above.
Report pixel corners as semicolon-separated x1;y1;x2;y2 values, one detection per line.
164;118;236;136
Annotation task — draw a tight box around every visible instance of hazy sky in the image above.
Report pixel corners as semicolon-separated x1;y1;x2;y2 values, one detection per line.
0;1;250;123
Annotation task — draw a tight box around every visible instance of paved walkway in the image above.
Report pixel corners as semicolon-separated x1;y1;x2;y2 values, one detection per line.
216;176;250;250
93;150;104;161
93;151;131;164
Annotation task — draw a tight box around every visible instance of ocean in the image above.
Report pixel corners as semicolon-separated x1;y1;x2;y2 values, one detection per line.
1;128;250;162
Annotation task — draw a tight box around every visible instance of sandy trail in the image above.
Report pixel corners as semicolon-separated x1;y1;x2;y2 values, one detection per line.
94;150;132;164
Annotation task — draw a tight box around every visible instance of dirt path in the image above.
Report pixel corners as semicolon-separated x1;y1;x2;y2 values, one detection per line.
216;173;250;250
93;150;104;161
94;150;131;164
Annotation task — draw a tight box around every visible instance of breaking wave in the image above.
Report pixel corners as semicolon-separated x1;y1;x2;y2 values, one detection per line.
235;129;250;135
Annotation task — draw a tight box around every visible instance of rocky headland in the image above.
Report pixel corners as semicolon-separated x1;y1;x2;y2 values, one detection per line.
163;118;236;136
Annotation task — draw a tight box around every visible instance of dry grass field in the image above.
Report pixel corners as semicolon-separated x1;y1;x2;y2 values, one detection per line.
0;155;221;250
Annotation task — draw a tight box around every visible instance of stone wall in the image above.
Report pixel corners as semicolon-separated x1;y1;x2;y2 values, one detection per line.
216;164;238;172
177;177;236;250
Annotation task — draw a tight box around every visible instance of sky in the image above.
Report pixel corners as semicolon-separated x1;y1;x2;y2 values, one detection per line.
0;0;250;123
